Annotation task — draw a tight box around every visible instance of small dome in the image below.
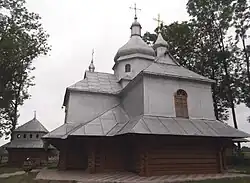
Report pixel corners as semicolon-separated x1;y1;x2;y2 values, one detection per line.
114;17;155;62
153;33;169;49
114;36;155;62
89;61;95;72
131;20;141;27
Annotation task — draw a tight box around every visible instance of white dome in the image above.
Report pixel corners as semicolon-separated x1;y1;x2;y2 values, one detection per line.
114;18;155;62
114;36;155;62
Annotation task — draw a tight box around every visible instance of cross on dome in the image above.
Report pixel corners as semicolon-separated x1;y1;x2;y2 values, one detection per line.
91;49;94;62
89;49;95;72
34;110;36;119
129;3;141;20
153;13;164;33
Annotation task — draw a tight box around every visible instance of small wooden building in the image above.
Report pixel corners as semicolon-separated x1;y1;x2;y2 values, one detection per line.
43;14;249;176
3;116;54;167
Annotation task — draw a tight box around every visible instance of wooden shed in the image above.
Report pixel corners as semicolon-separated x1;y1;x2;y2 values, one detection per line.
3;116;54;167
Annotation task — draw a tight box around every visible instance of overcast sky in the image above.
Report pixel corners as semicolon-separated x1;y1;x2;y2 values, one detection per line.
1;0;249;146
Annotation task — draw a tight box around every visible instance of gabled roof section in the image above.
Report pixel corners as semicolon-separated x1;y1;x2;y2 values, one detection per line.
70;105;129;136
143;62;214;83
68;71;122;95
15;118;48;133
43;105;130;139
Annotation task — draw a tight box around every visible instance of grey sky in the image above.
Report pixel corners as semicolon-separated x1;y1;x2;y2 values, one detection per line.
0;0;249;146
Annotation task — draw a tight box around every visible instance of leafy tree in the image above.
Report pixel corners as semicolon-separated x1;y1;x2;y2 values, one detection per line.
233;0;250;120
0;0;50;138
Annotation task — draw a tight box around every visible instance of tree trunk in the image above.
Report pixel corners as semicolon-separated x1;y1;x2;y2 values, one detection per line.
211;69;219;120
218;28;241;151
10;82;22;140
241;34;250;83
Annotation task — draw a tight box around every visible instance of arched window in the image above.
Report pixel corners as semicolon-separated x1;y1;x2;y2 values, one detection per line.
125;64;131;73
30;134;33;138
174;89;188;118
36;134;39;139
23;134;26;138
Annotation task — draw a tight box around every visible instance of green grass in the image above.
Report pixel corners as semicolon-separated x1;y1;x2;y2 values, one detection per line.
0;172;77;183
0;166;22;174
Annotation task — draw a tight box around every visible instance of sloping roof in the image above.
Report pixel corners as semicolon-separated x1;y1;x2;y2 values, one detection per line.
143;62;214;83
44;104;249;139
233;138;249;142
117;116;249;138
44;105;129;139
70;105;129;136
42;123;80;139
2;140;54;149
15;118;48;133
68;71;122;95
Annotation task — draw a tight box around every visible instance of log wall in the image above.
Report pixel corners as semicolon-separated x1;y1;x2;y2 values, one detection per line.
146;146;219;175
55;135;230;176
8;148;48;167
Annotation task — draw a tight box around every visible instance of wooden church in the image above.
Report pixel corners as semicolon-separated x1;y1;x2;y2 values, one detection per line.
43;12;249;176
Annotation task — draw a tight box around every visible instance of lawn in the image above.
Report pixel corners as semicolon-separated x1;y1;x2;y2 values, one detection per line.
0;166;22;174
0;172;76;183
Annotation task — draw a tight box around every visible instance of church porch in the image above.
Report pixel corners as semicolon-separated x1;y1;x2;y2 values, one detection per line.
49;135;232;176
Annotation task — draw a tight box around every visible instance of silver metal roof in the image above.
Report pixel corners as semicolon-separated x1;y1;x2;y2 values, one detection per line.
118;116;249;138
42;123;80;139
114;36;155;62
44;104;249;139
143;62;214;83
153;33;169;49
68;71;122;94
2;140;54;149
70;105;129;136
15;118;48;133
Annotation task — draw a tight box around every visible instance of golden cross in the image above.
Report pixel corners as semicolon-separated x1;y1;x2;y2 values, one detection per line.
153;14;164;32
130;3;141;19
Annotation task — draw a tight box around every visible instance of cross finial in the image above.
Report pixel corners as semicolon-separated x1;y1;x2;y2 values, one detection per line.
91;49;94;63
153;14;164;33
130;3;141;20
34;110;36;119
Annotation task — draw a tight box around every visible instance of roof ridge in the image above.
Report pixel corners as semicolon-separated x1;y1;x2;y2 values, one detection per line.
85;70;116;76
116;114;143;134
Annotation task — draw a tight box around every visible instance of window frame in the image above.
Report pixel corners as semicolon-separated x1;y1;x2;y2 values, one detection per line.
174;89;189;118
125;64;131;73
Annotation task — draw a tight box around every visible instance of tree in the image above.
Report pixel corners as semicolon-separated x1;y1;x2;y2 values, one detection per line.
233;0;250;121
0;0;50;138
